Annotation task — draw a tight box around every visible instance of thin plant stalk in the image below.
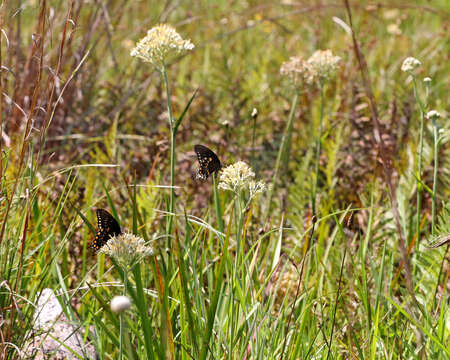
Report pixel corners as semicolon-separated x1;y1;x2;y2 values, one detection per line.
431;119;439;234
119;268;128;360
312;82;325;216
412;75;425;243
266;93;299;218
162;62;176;235
230;192;244;359
326;247;346;360
213;174;224;234
251;113;257;167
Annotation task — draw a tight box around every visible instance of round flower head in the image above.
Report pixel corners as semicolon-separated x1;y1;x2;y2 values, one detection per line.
423;77;432;84
306;49;341;84
219;161;255;193
111;295;132;313
387;23;401;35
130;24;194;69
100;233;154;270
401;57;421;72
280;56;310;86
218;161;266;201
426;110;441;121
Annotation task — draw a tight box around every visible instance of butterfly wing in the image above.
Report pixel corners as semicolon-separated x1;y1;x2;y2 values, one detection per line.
194;144;221;180
92;208;121;251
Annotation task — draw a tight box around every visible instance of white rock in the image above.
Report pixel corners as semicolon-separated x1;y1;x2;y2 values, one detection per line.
23;288;97;360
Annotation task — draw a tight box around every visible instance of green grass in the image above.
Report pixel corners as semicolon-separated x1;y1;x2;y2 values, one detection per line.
0;0;449;359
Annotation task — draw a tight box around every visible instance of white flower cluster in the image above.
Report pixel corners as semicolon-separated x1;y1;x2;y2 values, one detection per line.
387;23;401;35
401;57;421;72
130;24;194;68
306;49;341;83
426;110;441;121
100;233;154;270
280;49;341;86
280;56;310;86
218;161;265;199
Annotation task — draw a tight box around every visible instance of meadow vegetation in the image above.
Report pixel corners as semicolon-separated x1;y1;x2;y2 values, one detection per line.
0;0;448;359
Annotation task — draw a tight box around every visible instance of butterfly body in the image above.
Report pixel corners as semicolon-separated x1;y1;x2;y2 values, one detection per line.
194;144;221;180
92;209;121;251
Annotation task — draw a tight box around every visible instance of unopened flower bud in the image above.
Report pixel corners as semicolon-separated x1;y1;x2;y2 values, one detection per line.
111;295;131;313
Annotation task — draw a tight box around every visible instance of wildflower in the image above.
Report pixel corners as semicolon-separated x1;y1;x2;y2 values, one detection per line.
401;57;421;72
219;161;266;200
306;49;341;84
100;233;154;270
426;110;441;121
423;77;432;84
110;295;132;313
130;24;194;69
248;180;266;199
383;9;399;20
219;161;255;193
280;56;310;86
251;108;258;119
387;23;401;35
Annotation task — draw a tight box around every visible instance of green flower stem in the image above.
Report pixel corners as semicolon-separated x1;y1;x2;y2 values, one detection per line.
162;63;176;235
431;120;439;234
213;174;224;234
312;82;325;217
230;193;244;360
251;114;257;167
412;75;425;243
266;92;299;219
119;268;128;360
235;194;245;267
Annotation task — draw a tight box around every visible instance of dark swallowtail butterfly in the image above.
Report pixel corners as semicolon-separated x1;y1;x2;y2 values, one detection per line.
194;144;221;180
92;208;121;251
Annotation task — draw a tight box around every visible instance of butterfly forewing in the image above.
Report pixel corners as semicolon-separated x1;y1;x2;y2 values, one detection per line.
194;144;221;180
92;208;121;251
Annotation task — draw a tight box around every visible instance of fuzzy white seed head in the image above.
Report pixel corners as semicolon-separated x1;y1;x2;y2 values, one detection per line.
110;296;131;313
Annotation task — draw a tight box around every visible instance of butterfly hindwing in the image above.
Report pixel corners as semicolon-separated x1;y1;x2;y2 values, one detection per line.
194;144;221;181
92;208;121;251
